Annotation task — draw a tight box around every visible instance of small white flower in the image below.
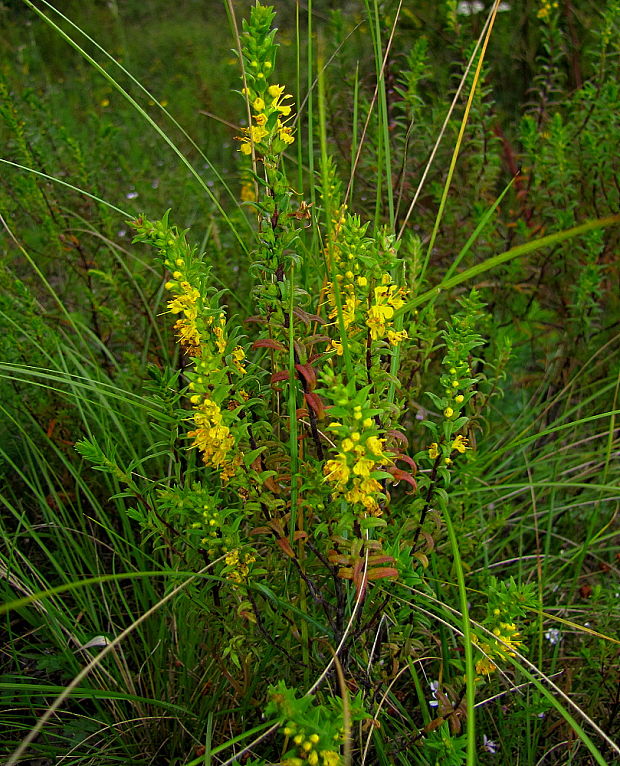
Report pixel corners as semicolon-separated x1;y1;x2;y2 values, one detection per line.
483;734;498;754
428;680;439;707
126;190;139;200
545;628;561;645
456;0;484;14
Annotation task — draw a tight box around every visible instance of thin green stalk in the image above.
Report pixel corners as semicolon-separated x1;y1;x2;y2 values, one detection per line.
443;174;516;282
317;41;354;383
0;160;130;217
406;213;620;312
306;0;315;208
350;62;359;201
442;504;476;766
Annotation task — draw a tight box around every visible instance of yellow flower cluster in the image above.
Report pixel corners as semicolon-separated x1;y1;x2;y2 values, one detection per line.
473;619;523;678
325;210;366;334
224;549;256;584
239;82;295;156
240;179;256;202
282;723;341;766
428;434;470;464
165;263;203;354
193;504;222;557
537;0;559;20
182;312;245;481
366;278;408;345
324;407;390;515
327;268;407;348
188;396;235;467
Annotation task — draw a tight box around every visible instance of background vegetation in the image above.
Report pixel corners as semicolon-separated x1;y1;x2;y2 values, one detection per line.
1;1;619;764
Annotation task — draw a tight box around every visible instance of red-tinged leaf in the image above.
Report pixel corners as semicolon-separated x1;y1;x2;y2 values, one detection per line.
413;552;429;568
295;363;317;389
388;467;417;491
252;338;287;351
386;430;408;446
244;315;267;324
366;567;399;581
304;392;325;419
306;334;331;345
264;476;282;494
293;531;308;542
268;519;286;537
329;553;351;566
293;307;326;325
394;453;417;473
271;370;289;384
337;567;353;579
249;526;271;536
276;537;296;559
425;717;445;733
296;406;309;419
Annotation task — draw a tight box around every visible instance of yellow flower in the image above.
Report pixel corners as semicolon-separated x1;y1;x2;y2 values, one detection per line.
341;294;358;328
341;438;354;452
239;141;252;155
451;434;469;453
250;124;268;143
475;656;497;676
174;318;201;351
232;345;246;374
240;181;256;202
278;126;295;144
353;457;374;478
330;339;343;356
360;477;382;494
213;324;227;354
254;112;267;126
324;457;350;488
387;329;408;346
387;285;406;310
368;301;394;321
225;550;239;567
268;83;285;98
167;288;200;315
253;96;265;111
444;407;454;418
365;435;384;456
428;442;439;459
320;751;341;766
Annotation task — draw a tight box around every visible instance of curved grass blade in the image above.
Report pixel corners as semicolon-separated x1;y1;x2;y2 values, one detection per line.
19;0;249;257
